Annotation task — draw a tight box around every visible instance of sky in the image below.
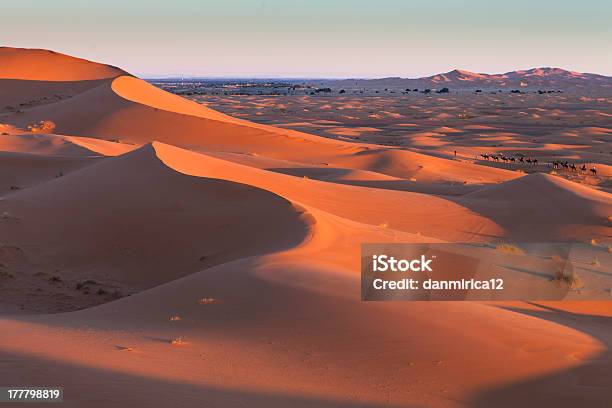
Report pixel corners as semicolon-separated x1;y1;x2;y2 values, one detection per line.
3;0;611;78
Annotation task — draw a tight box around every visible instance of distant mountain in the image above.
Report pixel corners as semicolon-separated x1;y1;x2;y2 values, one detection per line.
317;68;612;92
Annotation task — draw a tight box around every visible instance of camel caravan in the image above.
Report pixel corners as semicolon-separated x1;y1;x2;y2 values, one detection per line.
479;153;597;176
551;161;597;176
480;153;538;166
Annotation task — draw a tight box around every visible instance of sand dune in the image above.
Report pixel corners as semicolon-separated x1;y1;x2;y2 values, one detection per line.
153;142;504;242
0;48;611;408
1;140;606;407
268;166;401;182
331;148;519;183
0;141;607;407
0;47;127;81
4;74;524;187
463;173;611;240
0;151;97;194
0;144;309;312
6;76;367;161
0;78;112;111
0;133;136;157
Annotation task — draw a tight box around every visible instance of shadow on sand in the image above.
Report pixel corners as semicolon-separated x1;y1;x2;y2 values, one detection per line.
471;302;612;408
0;350;415;408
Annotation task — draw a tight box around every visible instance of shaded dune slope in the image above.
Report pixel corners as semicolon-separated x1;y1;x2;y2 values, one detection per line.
0;78;113;110
0;144;310;292
0;133;136;157
0;151;98;194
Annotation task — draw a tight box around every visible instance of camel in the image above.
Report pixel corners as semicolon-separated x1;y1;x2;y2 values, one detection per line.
590;167;597;176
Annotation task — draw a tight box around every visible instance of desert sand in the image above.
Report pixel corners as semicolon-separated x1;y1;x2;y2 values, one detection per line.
0;47;611;407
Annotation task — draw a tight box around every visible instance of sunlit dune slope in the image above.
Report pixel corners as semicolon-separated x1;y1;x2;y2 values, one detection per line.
0;47;128;81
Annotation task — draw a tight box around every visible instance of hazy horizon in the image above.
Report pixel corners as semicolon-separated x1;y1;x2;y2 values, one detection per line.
4;0;611;78
141;66;610;81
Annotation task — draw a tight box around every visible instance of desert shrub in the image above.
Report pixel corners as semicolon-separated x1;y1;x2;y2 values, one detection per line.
495;243;524;255
171;337;186;346
27;120;56;133
553;267;582;289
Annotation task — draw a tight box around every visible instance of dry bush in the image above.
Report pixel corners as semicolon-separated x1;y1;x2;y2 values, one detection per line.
496;243;524;255
198;297;217;305
553;267;582;289
27;120;56;133
171;337;186;346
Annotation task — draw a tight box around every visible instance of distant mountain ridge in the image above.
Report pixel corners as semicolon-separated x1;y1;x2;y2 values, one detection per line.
320;67;612;91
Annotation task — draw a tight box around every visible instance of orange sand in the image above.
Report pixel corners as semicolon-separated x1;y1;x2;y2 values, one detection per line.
0;47;610;408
